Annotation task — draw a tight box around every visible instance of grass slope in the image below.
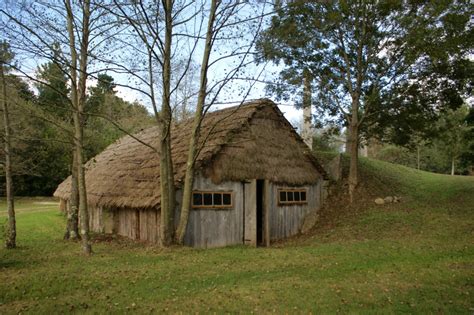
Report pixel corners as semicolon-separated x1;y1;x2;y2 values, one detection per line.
1;158;473;314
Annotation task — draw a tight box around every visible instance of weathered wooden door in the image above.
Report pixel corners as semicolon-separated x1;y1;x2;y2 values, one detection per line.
244;180;257;246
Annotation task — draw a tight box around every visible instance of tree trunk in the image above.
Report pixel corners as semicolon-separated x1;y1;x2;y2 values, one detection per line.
77;0;92;254
348;96;360;203
159;131;175;246
65;0;91;254
159;0;176;246
348;123;359;203
451;156;455;176
176;0;218;245
75;115;91;253
302;69;312;149
64;149;79;240
345;128;351;154
1;62;16;249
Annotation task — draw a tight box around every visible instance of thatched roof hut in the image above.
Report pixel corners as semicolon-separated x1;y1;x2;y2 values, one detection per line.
55;99;325;208
54;99;327;247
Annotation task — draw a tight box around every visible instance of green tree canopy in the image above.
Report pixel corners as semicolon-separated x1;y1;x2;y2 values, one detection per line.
257;0;473;196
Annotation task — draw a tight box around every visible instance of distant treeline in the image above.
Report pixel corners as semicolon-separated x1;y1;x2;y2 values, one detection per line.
0;70;154;196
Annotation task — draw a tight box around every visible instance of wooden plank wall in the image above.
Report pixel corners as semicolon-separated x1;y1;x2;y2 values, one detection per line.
84;204;161;244
267;182;321;241
116;208;138;240
184;175;244;248
88;206;103;233
138;209;160;243
76;177;322;247
103;208;116;234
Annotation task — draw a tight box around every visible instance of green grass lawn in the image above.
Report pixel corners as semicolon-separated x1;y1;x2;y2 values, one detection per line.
1;158;473;314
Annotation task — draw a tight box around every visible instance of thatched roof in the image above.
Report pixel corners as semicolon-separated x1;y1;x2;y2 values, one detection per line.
54;99;326;209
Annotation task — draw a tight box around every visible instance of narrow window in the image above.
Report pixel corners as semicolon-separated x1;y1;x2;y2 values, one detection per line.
192;191;233;209
278;188;308;206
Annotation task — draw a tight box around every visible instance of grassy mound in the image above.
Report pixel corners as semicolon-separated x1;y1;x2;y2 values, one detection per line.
0;158;473;313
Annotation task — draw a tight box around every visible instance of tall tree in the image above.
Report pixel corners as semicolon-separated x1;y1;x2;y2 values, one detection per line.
0;41;16;248
64;0;92;254
174;0;267;244
257;0;472;201
35;57;79;239
2;0;141;250
110;0;177;245
175;0;219;244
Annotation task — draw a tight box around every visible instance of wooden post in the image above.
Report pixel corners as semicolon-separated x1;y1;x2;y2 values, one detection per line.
264;180;270;247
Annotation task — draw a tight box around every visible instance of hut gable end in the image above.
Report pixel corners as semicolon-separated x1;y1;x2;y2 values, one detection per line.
204;105;323;185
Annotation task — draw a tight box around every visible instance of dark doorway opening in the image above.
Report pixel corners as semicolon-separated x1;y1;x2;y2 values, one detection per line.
256;179;264;246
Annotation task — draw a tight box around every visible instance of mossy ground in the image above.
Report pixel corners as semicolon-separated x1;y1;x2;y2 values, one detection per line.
1;157;473;313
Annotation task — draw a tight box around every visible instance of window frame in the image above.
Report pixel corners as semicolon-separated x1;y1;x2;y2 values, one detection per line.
192;191;234;209
278;188;308;206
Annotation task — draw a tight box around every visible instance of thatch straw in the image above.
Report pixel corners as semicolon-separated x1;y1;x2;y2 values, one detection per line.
54;99;326;209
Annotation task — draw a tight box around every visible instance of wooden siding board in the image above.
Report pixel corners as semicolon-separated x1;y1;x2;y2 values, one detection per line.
264;180;271;246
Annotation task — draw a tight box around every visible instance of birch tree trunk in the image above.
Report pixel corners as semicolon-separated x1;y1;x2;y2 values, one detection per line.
176;0;218;245
1;61;15;249
159;0;176;246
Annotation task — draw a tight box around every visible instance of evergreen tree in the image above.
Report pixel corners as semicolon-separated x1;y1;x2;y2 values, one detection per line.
84;73;154;159
36;45;70;121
